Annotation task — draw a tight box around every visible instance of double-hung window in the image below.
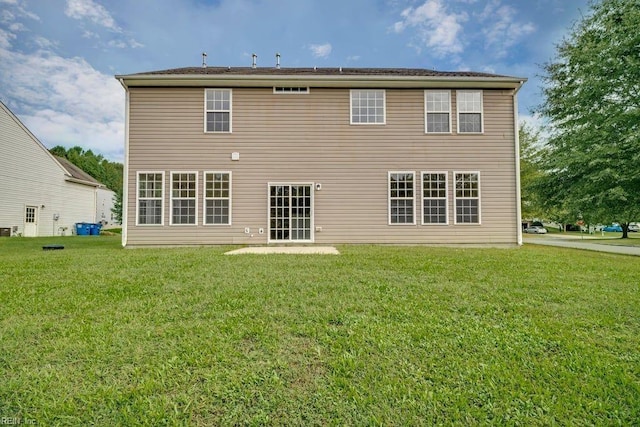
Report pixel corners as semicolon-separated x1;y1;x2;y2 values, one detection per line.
204;172;231;225
137;172;164;225
170;172;197;225
457;90;483;133
389;172;415;224
454;172;480;224
422;172;448;224
425;91;451;133
351;90;385;124
205;89;231;132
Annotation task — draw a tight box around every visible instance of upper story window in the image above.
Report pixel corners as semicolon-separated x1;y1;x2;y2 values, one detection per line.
137;172;164;226
205;89;231;133
274;87;309;94
425;91;451;133
457;90;483;133
351;90;385;124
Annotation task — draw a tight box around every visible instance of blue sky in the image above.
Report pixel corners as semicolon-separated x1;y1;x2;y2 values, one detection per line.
0;0;591;162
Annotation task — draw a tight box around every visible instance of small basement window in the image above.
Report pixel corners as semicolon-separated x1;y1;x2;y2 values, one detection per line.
273;87;310;94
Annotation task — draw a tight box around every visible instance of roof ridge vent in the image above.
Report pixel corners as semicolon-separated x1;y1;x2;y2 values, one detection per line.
252;53;257;69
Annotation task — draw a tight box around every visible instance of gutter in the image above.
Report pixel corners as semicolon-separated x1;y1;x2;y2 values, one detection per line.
64;176;102;187
513;80;526;246
115;73;527;90
118;77;130;248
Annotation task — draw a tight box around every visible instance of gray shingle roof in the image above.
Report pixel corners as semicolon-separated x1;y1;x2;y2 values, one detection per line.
54;156;102;186
131;66;512;79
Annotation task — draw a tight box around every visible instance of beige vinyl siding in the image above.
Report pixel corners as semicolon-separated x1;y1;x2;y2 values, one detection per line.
126;87;518;246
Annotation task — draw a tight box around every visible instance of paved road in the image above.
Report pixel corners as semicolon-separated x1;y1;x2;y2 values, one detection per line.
524;235;640;257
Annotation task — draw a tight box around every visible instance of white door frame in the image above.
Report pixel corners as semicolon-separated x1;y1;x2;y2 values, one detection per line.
267;183;314;243
24;205;38;237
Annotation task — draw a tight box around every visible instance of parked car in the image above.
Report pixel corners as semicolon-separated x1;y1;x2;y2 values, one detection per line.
524;225;548;234
628;223;639;232
602;224;623;232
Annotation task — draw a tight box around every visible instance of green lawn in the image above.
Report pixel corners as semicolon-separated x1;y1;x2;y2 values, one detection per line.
1;237;639;425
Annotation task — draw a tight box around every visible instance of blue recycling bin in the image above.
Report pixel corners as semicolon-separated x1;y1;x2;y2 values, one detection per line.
75;223;90;236
89;223;102;235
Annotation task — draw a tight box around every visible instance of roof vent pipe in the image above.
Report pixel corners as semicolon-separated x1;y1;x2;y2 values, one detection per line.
276;52;281;69
252;53;257;68
202;52;207;68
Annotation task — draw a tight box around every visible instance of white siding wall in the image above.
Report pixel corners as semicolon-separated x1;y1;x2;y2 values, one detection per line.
97;188;119;226
0;104;97;236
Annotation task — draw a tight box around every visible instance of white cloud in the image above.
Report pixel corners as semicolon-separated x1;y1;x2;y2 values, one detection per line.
64;0;143;49
309;43;332;59
1;0;39;23
33;36;57;49
0;45;125;161
8;22;25;32
1;10;15;23
65;0;120;32
128;38;144;49
478;0;535;57
392;0;467;57
0;28;16;48
82;30;98;39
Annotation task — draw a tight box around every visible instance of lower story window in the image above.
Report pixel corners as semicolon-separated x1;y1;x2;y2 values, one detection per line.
204;172;231;225
171;172;197;225
389;172;415;224
137;172;164;225
455;172;480;224
423;172;448;224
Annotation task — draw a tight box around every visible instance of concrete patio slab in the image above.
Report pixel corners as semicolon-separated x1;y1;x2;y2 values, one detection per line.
225;246;340;255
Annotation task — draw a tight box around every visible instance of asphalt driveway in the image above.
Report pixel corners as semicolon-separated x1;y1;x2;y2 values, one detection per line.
524;235;640;256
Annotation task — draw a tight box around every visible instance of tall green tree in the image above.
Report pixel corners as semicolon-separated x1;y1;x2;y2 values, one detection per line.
536;0;640;238
519;123;545;221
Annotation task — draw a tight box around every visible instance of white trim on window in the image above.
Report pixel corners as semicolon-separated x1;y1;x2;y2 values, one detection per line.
203;171;232;225
170;171;198;226
456;90;483;134
136;171;164;226
273;87;310;94
350;89;386;125
388;171;416;225
204;88;232;133
425;90;452;134
421;171;449;225
454;171;481;225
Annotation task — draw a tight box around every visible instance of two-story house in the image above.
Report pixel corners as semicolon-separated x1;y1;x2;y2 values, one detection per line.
116;66;525;247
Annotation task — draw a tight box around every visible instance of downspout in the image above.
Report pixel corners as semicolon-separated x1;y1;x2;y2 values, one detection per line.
513;81;525;246
118;77;130;248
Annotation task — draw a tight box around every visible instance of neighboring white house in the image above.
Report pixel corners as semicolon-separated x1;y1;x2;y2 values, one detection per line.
97;187;119;227
0;101;104;237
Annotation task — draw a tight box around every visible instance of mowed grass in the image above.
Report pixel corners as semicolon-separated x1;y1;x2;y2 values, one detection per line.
1;237;639;425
